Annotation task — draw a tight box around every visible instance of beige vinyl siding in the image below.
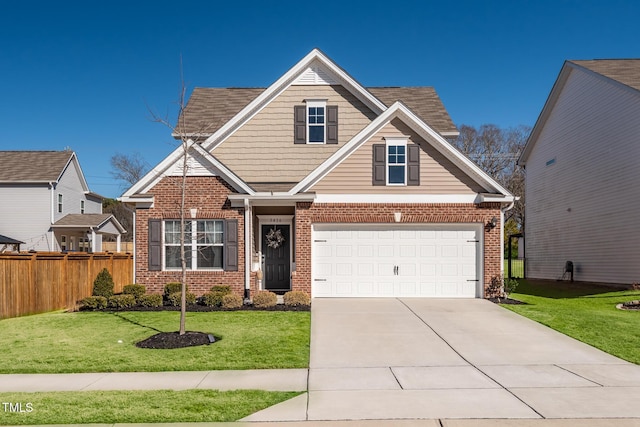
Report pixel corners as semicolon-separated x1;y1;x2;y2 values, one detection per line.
311;118;483;194
212;85;377;183
525;68;640;283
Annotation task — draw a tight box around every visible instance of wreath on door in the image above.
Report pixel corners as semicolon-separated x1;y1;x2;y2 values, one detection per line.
266;227;285;249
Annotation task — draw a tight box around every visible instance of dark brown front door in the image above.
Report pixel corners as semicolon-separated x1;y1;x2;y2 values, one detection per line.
262;224;291;291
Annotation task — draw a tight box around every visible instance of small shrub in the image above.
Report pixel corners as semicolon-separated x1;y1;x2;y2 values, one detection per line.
252;290;277;308
168;291;197;307
504;278;519;297
93;268;115;298
80;296;107;310
107;294;136;309
487;276;503;298
283;291;311;307
123;284;146;301
210;285;232;294
201;292;222;307
138;294;163;308
201;285;232;307
221;293;243;309
164;282;184;296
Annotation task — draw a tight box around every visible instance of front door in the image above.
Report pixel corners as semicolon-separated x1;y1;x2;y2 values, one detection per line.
261;224;291;291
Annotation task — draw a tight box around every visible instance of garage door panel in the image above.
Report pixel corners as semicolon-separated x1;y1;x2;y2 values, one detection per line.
312;224;480;298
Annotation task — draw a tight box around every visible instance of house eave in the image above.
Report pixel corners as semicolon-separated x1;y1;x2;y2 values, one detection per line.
228;193;316;207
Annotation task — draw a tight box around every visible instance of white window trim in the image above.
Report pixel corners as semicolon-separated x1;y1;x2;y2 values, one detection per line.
163;219;224;271
306;99;327;144
385;137;408;186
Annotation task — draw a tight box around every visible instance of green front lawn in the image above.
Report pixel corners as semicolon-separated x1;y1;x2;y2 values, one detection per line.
504;280;640;364
0;310;310;373
0;389;300;425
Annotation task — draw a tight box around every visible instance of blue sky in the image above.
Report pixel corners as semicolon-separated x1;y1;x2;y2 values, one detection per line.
2;0;639;198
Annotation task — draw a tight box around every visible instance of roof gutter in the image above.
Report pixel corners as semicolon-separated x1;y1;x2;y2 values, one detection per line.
227;193;315;207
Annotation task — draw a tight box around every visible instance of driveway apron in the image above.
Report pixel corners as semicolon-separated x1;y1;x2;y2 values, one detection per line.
245;298;640;422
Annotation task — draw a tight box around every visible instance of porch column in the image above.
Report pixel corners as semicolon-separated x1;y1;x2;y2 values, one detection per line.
91;229;97;252
116;234;121;252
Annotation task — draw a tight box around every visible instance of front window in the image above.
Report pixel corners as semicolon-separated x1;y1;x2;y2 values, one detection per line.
307;100;326;143
80;200;85;214
61;235;67;251
387;144;406;185
164;220;223;270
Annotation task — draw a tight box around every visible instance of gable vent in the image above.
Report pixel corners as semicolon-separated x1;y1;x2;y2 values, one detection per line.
293;65;338;85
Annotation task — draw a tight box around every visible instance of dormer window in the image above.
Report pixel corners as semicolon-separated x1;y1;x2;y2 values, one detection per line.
294;101;338;145
372;137;421;186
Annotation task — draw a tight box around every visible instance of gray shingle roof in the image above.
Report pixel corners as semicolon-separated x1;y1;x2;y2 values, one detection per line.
0;234;24;244
0;151;73;183
367;87;458;134
570;59;640;92
52;214;113;228
178;86;457;136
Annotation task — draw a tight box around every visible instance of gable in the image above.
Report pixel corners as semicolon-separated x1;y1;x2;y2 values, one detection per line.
310;117;483;195
212;84;378;184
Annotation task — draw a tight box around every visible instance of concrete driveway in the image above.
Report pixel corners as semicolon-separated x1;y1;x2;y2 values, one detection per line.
246;298;640;422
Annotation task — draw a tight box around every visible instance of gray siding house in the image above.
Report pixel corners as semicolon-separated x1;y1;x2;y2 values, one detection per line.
519;60;640;284
0;151;125;252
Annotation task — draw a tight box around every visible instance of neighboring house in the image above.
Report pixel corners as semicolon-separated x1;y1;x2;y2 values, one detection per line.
0;234;23;252
121;49;514;299
0;151;125;252
519;59;640;284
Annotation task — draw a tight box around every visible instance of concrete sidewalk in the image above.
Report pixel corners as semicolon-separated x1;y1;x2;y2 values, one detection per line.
0;369;308;392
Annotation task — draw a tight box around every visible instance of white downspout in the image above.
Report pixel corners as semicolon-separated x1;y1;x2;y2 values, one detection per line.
244;198;251;300
50;182;55;251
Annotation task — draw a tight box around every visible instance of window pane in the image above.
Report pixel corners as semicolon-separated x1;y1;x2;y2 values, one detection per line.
397;154;405;163
397;146;405;155
316;107;324;115
388;146;397;155
166;246;192;268
388;165;405;184
309;107;316;115
309;125;324;142
197;246;222;269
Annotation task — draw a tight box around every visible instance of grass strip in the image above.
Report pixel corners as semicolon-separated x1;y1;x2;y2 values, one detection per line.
0;311;310;373
504;280;640;364
0;389;300;425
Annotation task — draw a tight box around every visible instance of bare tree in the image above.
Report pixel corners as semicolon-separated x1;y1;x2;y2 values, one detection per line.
110;152;149;187
453;124;530;232
148;59;212;336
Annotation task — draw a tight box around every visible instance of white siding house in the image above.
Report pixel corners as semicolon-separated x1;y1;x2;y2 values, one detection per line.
519;60;640;284
0;151;125;252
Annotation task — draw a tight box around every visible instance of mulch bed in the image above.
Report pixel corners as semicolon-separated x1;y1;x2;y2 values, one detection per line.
94;304;310;312
617;301;640;311
488;297;526;305
136;331;219;349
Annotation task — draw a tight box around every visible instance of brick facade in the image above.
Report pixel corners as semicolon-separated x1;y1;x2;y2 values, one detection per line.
136;176;503;299
135;176;247;296
293;202;503;298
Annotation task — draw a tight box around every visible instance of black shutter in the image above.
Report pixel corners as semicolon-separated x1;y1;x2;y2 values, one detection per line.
372;144;386;186
326;105;338;144
223;219;238;271
407;144;420;186
294;105;306;144
148;219;161;271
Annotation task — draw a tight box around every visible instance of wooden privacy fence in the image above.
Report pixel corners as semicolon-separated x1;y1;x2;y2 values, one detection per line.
0;252;133;319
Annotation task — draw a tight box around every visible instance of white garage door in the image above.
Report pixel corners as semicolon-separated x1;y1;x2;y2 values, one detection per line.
312;224;481;298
